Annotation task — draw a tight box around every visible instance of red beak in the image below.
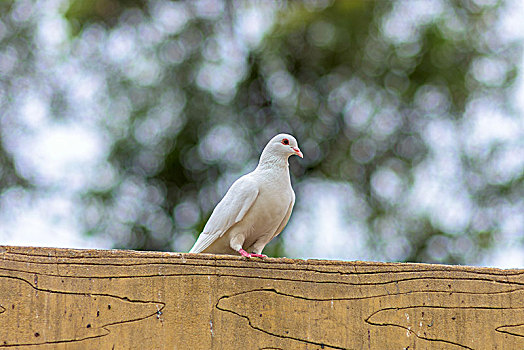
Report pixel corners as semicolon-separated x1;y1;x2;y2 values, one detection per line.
292;147;303;158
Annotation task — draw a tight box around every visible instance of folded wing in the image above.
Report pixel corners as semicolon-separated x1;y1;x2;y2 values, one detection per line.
189;176;259;253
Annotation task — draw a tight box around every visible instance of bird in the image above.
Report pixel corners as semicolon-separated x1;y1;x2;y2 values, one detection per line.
189;133;303;258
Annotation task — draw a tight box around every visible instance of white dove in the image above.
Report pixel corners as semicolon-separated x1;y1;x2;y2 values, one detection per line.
189;133;303;257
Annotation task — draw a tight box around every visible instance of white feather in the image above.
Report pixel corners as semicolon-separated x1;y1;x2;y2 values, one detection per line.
189;176;259;253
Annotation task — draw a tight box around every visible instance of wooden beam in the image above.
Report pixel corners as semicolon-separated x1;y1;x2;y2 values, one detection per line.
0;245;522;349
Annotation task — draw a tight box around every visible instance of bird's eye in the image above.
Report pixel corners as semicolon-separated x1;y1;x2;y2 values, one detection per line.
281;139;289;145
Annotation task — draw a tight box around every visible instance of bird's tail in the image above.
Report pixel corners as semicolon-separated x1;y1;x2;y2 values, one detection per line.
188;231;216;254
188;234;202;253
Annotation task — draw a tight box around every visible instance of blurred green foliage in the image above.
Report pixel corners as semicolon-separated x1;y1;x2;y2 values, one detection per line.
0;0;522;263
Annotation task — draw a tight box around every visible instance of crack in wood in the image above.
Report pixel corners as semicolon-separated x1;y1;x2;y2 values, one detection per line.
1;264;523;292
365;305;524;349
0;274;165;347
0;274;166;306
496;323;524;337
220;286;524;302
215;291;345;350
4;248;518;271
365;316;473;349
2;250;522;277
216;288;524;350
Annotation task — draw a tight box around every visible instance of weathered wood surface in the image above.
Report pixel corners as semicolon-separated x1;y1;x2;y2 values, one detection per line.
0;246;523;349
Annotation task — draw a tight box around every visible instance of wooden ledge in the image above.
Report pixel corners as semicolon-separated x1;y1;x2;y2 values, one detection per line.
0;245;522;349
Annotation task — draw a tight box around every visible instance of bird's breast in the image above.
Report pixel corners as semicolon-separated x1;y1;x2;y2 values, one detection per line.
243;183;293;233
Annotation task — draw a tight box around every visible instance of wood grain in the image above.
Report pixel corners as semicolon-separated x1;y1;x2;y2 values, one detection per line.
0;245;522;349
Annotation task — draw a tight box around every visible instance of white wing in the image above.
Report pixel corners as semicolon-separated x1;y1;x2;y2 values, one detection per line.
189;175;259;253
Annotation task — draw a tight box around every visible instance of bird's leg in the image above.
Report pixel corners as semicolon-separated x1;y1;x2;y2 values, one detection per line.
230;235;251;257
248;241;268;258
231;235;266;258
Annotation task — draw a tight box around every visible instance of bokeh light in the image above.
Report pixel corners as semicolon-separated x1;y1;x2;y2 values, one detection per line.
0;0;522;266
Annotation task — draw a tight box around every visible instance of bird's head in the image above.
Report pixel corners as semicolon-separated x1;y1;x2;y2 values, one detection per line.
268;133;303;159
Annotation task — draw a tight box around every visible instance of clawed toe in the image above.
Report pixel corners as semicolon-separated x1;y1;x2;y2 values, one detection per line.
239;249;250;257
238;249;266;258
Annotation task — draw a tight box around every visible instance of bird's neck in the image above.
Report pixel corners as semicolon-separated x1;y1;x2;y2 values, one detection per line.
256;150;290;172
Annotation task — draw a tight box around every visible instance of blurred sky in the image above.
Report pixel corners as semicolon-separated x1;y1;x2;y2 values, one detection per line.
1;0;523;267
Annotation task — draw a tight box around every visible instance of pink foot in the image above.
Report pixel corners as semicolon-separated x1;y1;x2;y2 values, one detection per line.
239;249;250;257
238;249;267;258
